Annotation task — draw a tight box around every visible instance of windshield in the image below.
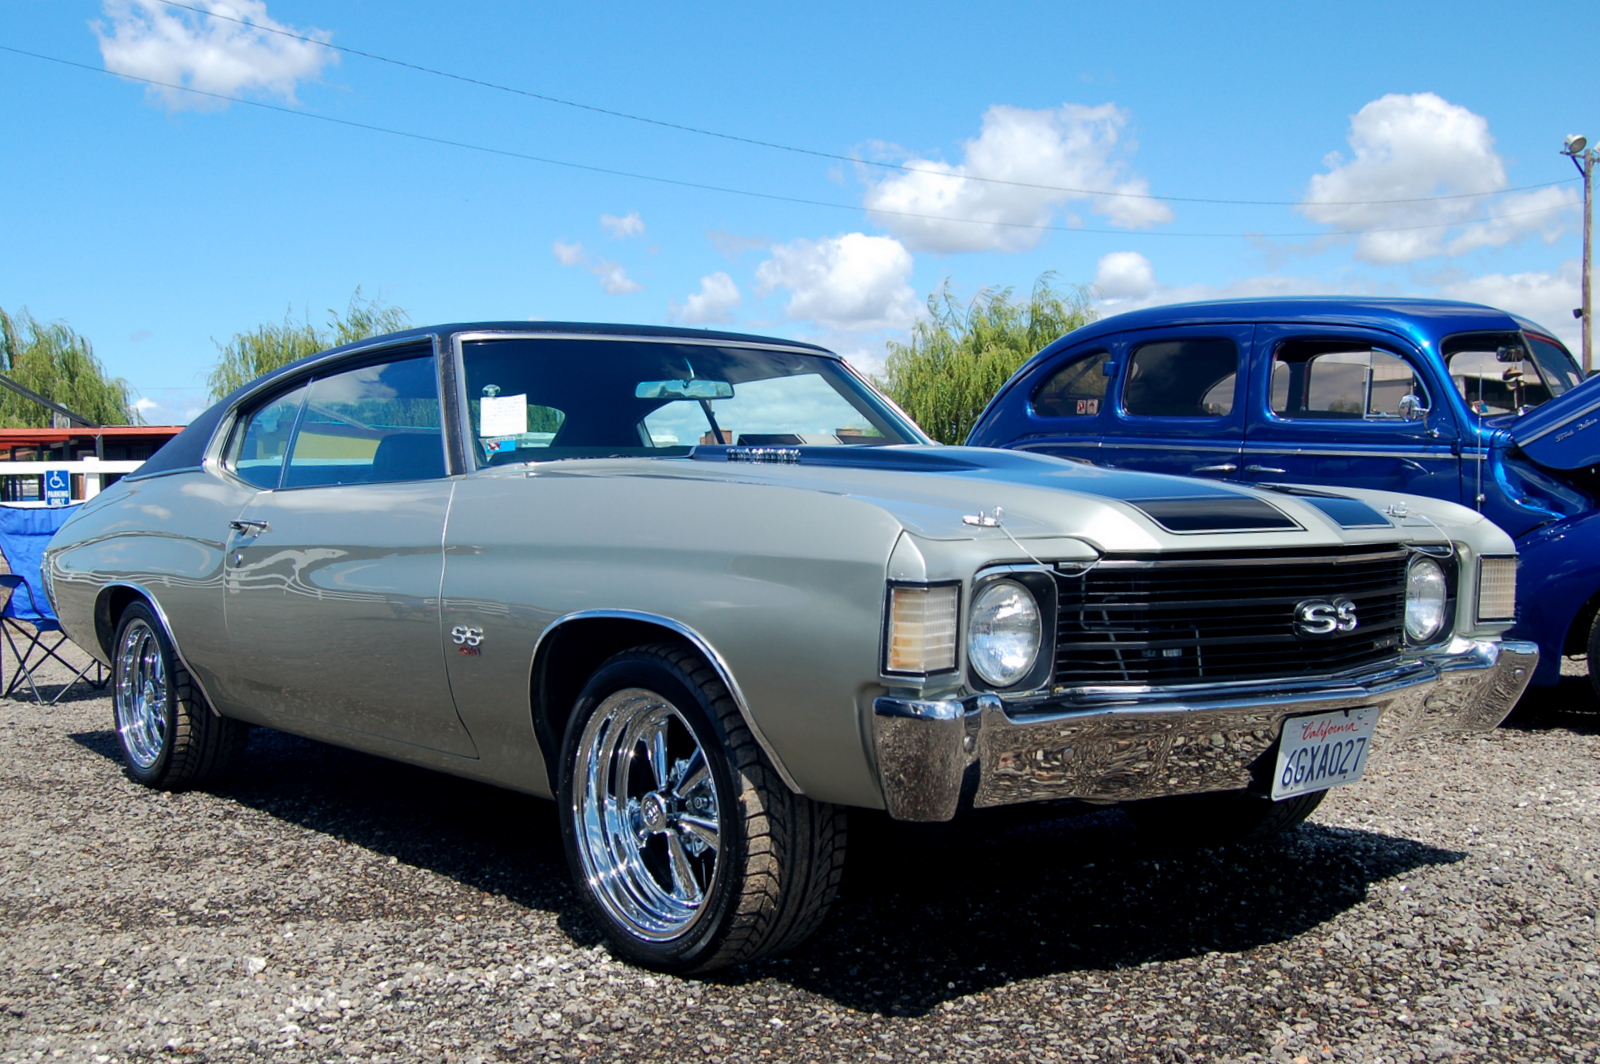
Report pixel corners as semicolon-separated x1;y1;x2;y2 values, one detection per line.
1442;330;1582;416
460;337;920;466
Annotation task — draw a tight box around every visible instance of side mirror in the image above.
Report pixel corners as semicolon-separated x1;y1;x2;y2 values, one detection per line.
1398;394;1429;421
1100;361;1119;378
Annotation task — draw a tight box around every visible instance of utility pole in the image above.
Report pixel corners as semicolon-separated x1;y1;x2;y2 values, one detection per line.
1564;134;1596;375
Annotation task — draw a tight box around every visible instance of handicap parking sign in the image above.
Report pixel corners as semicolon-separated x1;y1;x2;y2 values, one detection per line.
44;469;70;507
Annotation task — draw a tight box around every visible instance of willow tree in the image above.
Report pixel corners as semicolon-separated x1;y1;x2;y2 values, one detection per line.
207;289;410;400
878;273;1095;444
0;308;140;427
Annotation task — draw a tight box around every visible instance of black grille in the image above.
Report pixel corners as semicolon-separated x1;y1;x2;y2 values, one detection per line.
1053;544;1409;686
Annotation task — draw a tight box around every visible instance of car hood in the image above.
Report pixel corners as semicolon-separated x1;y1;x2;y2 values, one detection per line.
512;445;1462;552
1505;373;1600;470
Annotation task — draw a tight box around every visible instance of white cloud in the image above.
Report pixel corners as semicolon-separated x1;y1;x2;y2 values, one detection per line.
674;272;741;325
1093;251;1156;300
551;240;586;266
755;233;917;331
552;240;642;294
93;0;336;111
862;104;1172;254
594;262;643;295
600;211;645;239
130;388;208;425
1299;93;1578;263
1437;261;1583;348
133;397;159;414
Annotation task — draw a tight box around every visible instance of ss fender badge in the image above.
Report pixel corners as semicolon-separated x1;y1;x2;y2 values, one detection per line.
451;625;485;655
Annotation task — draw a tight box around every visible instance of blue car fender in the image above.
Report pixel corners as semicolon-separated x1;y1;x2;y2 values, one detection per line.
1511;510;1600;685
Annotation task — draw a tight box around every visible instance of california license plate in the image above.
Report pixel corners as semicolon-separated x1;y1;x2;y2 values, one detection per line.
1271;707;1380;801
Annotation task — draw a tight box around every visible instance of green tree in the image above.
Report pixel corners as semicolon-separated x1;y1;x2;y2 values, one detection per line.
0;308;140;427
206;288;410;400
878;273;1096;444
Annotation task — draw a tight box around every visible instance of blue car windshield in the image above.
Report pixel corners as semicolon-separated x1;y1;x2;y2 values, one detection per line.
460;337;920;465
1443;330;1583;417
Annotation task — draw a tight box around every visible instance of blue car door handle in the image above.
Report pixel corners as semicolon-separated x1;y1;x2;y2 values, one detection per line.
1193;463;1237;474
1245;465;1286;474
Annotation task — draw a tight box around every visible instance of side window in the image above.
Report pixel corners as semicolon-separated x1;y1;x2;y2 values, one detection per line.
1123;339;1238;417
282;354;445;488
1271;341;1427;419
225;385;307;489
1031;351;1110;417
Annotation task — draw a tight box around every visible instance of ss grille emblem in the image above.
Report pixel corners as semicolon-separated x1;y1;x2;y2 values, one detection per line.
450;625;485;654
1293;597;1358;636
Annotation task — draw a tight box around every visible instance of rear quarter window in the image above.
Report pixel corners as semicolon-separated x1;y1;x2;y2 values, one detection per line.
1031;351;1110;418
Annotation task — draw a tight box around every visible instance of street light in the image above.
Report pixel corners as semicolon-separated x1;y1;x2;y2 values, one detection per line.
1564;133;1597;375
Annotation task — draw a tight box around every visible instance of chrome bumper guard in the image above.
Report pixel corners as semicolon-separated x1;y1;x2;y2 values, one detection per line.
870;638;1538;822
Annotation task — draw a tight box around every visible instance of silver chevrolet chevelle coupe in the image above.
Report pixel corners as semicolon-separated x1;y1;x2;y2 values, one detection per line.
45;323;1536;972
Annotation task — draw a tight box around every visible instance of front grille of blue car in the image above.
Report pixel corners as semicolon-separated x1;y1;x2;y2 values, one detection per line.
1052;544;1410;687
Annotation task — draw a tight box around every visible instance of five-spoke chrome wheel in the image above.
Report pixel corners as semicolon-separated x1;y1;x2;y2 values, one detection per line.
114;617;169;771
571;688;723;941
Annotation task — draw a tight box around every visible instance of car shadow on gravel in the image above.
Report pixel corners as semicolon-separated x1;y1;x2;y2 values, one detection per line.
1501;674;1600;734
719;806;1466;1014
70;725;588;922
71;725;1461;1015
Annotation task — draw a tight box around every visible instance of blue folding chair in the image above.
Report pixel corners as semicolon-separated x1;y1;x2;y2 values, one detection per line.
0;504;108;704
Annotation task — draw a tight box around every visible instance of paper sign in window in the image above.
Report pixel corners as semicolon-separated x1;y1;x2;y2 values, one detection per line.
479;394;528;437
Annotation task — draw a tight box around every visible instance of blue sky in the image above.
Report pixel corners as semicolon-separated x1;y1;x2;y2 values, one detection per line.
3;0;1596;424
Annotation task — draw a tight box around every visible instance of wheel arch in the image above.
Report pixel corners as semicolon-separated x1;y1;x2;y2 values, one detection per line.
92;582;222;715
1565;587;1600;657
529;610;802;795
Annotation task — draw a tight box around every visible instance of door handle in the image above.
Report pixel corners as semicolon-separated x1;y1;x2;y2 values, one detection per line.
229;520;270;536
1245;465;1286;474
1192;463;1237;474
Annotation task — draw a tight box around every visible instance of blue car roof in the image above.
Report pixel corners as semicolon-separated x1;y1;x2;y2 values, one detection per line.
1039;297;1539;359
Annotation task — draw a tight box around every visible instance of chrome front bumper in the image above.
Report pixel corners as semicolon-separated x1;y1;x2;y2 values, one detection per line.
870;638;1538;822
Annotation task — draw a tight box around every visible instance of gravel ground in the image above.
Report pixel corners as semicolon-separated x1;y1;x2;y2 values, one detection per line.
1;650;1597;1064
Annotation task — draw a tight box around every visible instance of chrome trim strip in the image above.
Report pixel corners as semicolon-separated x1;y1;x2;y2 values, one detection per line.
1240;446;1448;460
1102;442;1243;452
452;330;832;358
530;608;803;794
97;581;225;718
1090;548;1410;569
1510;402;1600;446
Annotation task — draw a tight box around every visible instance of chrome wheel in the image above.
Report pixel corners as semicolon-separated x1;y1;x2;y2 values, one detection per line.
572;688;723;941
114;618;168;771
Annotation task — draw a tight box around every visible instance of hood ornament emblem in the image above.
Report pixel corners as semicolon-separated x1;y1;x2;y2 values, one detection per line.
963;507;1004;528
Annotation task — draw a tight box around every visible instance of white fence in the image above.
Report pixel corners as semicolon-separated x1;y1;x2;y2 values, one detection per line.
0;460;146;507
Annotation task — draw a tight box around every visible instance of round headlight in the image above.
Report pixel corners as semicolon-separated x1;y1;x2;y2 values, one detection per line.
1405;557;1448;643
968;580;1042;687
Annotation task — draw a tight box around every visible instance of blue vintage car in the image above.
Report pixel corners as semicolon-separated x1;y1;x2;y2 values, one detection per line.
967;297;1598;693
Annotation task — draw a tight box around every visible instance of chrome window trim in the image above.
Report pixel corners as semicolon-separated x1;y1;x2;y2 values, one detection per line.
529;608;802;794
450;330;931;471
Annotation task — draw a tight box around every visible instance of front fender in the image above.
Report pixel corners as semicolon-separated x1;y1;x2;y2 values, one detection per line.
1512;509;1600;684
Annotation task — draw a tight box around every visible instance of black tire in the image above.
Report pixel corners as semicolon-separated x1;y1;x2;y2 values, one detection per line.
556;643;846;973
111;602;246;790
1122;787;1327;848
1587;611;1600;704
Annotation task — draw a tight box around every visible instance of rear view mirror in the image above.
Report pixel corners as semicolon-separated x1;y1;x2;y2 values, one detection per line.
1398;394;1429;421
636;379;734;400
1495;344;1528;364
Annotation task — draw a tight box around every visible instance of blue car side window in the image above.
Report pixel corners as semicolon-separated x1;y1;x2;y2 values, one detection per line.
1031;350;1111;418
1123;339;1237;417
1270;341;1428;420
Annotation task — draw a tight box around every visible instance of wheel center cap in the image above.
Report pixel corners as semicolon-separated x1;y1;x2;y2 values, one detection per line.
639;793;668;832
